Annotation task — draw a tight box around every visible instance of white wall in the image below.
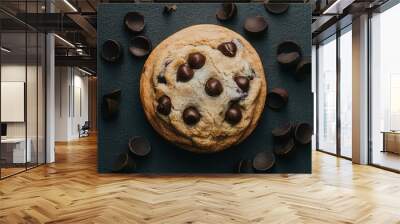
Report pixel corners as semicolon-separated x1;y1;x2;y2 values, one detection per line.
1;63;46;164
54;67;89;141
55;66;69;141
1;64;42;137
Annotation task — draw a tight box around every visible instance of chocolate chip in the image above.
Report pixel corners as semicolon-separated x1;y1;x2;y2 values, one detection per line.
225;104;242;125
188;52;206;69
216;3;237;21
253;151;275;172
129;36;152;57
274;138;295;156
277;41;302;68
237;159;254;173
277;52;300;65
267;88;289;110
177;64;194;82
101;39;122;63
234;76;250;92
157;75;167;84
183;107;201;125
272;122;293;141
112;153;128;172
124;12;145;33
264;3;289;15
156;95;172;115
128;136;151;157
249;68;256;80
217;42;237;57
165;59;172;67
103;89;121;119
205;78;223;97
295;59;311;81
112;153;136;172
244;16;268;34
164;4;177;14
294;122;312;144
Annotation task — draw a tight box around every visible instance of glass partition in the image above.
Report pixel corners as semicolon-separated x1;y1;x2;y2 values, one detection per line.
0;1;46;179
1;30;28;177
370;3;400;171
339;27;352;158
317;35;337;155
27;30;38;169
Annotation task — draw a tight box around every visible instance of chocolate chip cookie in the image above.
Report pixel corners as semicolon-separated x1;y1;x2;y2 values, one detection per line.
140;24;267;153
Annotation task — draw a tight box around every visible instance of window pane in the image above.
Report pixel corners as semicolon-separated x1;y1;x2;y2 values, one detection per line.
340;29;352;158
1;30;28;177
318;36;337;154
371;3;400;171
27;30;38;169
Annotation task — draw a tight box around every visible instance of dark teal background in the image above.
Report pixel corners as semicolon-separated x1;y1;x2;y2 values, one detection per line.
97;3;312;173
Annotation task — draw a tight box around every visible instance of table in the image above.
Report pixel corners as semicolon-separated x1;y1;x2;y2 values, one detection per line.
1;138;31;163
382;131;400;154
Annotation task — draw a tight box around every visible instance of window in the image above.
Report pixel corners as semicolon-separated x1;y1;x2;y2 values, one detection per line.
339;27;352;158
316;25;353;159
370;3;400;171
317;35;337;154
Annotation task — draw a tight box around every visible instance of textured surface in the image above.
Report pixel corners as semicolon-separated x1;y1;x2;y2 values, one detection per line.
141;24;266;153
97;3;312;173
1;136;400;223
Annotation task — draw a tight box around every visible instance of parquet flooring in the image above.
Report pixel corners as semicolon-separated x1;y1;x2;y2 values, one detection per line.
1;135;400;224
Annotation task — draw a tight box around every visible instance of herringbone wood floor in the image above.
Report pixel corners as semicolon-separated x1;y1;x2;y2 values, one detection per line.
1;135;400;224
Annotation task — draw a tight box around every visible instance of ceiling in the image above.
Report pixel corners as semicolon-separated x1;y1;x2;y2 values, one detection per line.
0;0;391;73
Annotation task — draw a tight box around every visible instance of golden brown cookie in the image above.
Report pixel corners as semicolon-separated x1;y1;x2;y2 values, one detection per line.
140;24;267;153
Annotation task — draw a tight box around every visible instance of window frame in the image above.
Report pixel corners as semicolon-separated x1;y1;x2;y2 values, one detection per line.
315;24;353;161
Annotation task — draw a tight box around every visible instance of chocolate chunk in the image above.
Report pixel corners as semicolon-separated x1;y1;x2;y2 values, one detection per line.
124;12;145;33
272;122;293;141
253;151;275;172
103;89;121;119
244;16;268;34
164;4;177;14
274;138;295;156
183;107;201;125
277;41;302;68
165;59;172;67
225;104;242;125
177;64;194;82
267;88;289;110
101;39;122;63
216;3;237;21
112;153;136;172
217;42;237;57
277;52;300;65
234;76;250;92
205;78;223;97
157;75;167;84
129;36;152;57
294;122;312;144
128;136;151;157
264;3;289;15
237;159;254;173
295;59;311;81
156;95;172;115
188;52;206;69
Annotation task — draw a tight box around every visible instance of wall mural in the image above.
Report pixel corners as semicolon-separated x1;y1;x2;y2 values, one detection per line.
97;3;312;173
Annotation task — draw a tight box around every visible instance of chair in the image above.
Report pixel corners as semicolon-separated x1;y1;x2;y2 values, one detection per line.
78;121;90;138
